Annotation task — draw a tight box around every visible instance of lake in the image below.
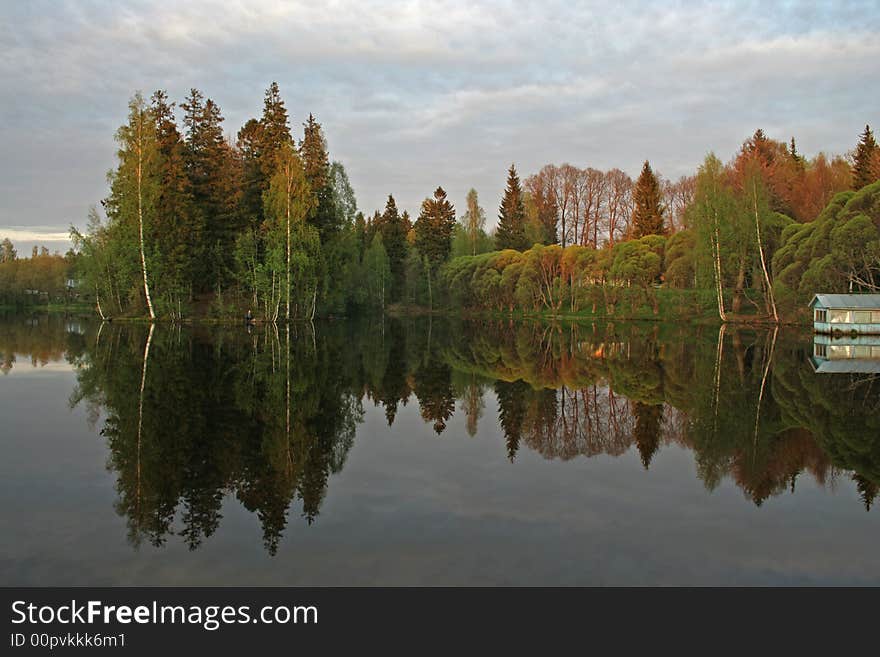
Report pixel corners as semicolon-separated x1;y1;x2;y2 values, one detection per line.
1;313;878;585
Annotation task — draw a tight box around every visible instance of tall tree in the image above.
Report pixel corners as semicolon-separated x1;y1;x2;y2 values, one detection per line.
414;186;456;308
150;90;198;302
330;161;357;225
300;114;337;239
496;164;529;251
0;238;15;263
259;81;292;174
377;195;408;301
631;160;665;238
181;90;236;285
107;93;158;319
852;124;880;190
263;144;314;321
462;188;486;256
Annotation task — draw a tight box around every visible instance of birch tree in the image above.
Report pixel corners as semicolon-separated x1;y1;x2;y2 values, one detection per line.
264;143;314;321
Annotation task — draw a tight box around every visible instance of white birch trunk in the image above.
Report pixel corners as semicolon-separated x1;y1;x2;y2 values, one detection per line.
753;182;778;322
136;111;155;320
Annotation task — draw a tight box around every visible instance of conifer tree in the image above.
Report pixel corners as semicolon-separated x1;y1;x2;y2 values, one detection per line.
415;186;456;268
181;90;235;284
236;118;265;231
631;160;665;238
415;187;456;307
150;90;198;298
378;195;407;301
301;113;338;239
496;164;528;251
852;124;880;190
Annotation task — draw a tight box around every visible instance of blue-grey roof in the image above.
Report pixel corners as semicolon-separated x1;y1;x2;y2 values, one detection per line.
812;358;880;374
810;293;880;309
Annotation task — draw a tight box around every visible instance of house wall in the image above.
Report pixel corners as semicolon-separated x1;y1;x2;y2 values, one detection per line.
813;305;880;334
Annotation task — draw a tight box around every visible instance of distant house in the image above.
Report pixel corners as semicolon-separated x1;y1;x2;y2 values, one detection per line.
810;294;880;335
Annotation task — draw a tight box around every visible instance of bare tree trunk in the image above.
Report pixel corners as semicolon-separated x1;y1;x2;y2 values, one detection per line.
286;162;292;322
710;201;727;322
135;322;154;526
732;257;745;315
753;181;778;322
95;285;106;321
754;326;778;448
136;115;155;320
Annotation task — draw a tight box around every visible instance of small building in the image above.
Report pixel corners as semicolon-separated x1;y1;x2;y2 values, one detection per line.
811;334;880;373
810;294;880;335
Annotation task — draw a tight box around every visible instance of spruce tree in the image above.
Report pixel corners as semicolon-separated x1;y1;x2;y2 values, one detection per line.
496;164;528;251
378;195;407;301
181;91;235;284
259;81;291;171
415;186;456;270
631;160;665;237
852;124;880;190
237;118;265;231
300;113;337;239
150;90;198;294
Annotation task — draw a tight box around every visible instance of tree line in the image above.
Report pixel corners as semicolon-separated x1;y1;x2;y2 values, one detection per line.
0;241;77;307
51;91;880;323
6;314;870;554
436;126;880;322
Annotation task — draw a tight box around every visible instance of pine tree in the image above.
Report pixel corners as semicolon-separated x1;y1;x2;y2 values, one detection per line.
496;164;528;251
631;160;665;238
300;113;337;239
378;195;407;301
852;124;880;190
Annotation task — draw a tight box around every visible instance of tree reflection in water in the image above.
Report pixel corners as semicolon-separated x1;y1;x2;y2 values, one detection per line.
3;313;873;553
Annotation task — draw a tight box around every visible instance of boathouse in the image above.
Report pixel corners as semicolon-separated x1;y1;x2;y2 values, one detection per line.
811;294;880;335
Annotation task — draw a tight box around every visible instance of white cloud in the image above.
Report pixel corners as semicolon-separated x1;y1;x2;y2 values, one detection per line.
0;0;877;226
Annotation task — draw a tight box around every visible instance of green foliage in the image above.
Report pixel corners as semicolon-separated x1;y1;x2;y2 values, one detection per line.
496;165;529;251
852;124;880;190
632;160;665;238
772;180;880;314
414;186;456;272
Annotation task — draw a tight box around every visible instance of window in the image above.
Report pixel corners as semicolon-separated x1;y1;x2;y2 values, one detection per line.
814;343;827;357
853;310;872;323
872;311;880;323
830;309;849;323
815;309;827;322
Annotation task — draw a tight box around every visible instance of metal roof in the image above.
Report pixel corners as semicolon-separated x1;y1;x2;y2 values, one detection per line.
810;293;880;309
811;358;880;374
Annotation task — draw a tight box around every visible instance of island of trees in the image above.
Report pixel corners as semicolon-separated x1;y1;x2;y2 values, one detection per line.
1;81;879;325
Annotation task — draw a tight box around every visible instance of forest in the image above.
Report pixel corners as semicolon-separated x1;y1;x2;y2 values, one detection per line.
1;81;879;323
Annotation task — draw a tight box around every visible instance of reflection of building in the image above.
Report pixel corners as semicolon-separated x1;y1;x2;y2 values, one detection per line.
811;294;880;335
811;334;880;373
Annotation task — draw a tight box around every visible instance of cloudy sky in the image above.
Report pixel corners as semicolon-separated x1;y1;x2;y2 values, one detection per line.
1;0;877;253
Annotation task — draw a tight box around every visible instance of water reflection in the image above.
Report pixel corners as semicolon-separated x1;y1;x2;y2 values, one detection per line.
2;314;879;555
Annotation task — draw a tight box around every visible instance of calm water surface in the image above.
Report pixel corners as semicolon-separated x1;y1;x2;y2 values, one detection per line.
1;313;878;585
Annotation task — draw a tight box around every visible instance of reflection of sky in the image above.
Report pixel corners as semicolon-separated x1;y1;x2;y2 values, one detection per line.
1;1;878;248
1;352;879;585
0;357;74;376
